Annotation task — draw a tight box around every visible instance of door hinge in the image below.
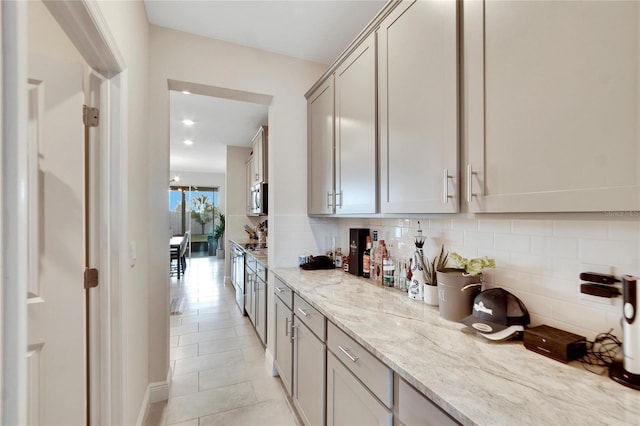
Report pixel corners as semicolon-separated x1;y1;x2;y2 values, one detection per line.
84;267;99;289
83;105;99;127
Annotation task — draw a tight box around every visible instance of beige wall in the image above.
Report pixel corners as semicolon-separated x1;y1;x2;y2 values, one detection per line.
95;1;151;424
149;24;327;361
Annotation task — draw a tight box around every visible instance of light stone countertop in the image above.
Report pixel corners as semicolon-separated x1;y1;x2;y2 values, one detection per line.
271;267;640;426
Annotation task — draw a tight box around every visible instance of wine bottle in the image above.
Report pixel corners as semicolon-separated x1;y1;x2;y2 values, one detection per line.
362;236;372;278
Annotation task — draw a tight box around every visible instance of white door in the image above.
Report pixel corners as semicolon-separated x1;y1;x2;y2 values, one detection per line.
27;53;86;425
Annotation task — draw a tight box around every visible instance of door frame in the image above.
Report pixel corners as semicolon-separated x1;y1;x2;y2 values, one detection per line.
1;1;128;424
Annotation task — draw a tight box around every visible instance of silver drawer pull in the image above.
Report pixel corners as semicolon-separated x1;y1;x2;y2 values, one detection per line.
290;325;297;341
297;307;310;317
285;317;290;336
275;287;284;293
338;345;359;363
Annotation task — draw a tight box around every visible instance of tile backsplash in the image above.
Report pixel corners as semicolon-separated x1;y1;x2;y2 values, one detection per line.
335;216;640;341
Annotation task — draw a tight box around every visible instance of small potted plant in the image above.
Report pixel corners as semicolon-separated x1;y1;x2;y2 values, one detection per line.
213;212;225;259
422;245;448;306
436;253;495;321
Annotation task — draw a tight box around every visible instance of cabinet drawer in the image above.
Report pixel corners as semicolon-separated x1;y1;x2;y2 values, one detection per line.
327;352;392;426
294;294;326;341
396;376;459;426
327;321;392;409
274;277;293;309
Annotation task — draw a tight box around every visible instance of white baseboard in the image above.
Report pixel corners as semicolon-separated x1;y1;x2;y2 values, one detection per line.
135;387;150;426
136;367;171;426
264;348;279;377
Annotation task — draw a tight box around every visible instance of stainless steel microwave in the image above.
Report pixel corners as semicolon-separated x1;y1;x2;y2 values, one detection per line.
250;183;268;216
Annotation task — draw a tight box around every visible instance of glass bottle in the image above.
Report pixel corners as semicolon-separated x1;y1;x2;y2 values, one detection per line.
362;236;372;279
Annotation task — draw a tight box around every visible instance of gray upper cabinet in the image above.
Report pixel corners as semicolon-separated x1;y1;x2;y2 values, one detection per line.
307;77;335;215
335;32;377;214
251;125;268;185
464;0;640;212
377;0;459;214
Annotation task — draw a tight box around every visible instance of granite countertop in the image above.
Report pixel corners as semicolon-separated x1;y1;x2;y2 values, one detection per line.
230;239;268;268
271;267;640;426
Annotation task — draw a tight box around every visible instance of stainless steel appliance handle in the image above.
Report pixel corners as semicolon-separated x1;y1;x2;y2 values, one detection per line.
338;345;359;363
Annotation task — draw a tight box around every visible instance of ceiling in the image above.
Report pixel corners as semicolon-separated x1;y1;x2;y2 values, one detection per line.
146;0;387;175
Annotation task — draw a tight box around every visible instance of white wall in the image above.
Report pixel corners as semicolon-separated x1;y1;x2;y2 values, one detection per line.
335;215;640;341
94;1;152;424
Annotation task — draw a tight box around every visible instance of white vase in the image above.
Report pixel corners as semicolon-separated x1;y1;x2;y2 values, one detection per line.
423;284;439;306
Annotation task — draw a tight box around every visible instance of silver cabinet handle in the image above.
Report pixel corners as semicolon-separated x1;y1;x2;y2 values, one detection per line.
297;307;309;317
327;191;333;208
275;286;284;293
443;169;454;204
335;190;343;208
285;317;290;336
467;164;478;204
338;345;359;363
290;325;297;341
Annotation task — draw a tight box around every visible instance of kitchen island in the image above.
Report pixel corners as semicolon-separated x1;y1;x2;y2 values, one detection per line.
272;267;640;426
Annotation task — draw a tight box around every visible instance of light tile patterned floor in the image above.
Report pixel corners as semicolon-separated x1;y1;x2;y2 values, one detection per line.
145;256;299;426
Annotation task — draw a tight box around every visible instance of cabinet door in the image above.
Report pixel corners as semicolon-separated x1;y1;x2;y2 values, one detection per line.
293;318;326;426
255;277;267;344
245;268;255;325
378;0;459;214
308;77;335;215
335;32;377;214
274;296;293;396
465;0;640;212
327;352;391;426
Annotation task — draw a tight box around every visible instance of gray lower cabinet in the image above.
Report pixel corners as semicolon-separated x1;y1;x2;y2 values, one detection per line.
254;262;267;344
245;254;267;345
292;293;326;426
274;294;293;395
293;317;326;426
395;376;459;426
327;351;392;426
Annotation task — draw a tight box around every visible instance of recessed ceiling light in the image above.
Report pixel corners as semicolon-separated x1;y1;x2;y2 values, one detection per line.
182;119;194;126
181;90;191;95
183;140;194;146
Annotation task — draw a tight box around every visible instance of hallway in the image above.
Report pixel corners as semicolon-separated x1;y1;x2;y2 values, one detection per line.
146;256;299;425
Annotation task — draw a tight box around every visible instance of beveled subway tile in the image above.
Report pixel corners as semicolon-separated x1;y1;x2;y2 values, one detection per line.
166;382;257;424
170;336;179;347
